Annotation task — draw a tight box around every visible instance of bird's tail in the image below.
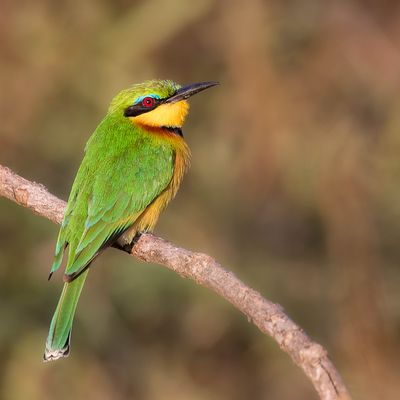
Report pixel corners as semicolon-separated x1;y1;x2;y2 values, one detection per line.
44;270;88;361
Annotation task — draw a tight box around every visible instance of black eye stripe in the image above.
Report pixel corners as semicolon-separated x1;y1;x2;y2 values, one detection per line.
124;97;163;117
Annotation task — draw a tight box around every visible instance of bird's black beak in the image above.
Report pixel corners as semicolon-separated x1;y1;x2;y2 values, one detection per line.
165;81;219;103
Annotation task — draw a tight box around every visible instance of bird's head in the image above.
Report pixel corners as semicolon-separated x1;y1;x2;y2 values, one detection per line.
109;80;218;129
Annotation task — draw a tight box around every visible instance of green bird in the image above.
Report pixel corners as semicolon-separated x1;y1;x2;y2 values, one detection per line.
44;80;218;361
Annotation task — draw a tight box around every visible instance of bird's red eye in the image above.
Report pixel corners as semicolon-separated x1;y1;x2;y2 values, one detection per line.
142;97;155;108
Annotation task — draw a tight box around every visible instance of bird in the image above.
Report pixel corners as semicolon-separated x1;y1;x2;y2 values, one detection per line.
44;79;218;361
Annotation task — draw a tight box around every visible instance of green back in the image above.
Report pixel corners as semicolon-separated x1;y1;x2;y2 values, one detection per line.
51;112;175;278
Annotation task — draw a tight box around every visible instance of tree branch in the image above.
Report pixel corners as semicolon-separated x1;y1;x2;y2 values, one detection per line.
0;164;351;400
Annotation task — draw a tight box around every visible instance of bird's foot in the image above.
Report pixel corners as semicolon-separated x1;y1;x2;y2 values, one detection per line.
113;232;143;254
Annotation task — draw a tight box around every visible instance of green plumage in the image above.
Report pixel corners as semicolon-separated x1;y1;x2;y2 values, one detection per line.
52;114;175;277
44;79;217;361
45;81;180;361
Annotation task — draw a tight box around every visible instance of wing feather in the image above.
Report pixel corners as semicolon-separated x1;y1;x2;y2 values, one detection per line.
50;132;174;280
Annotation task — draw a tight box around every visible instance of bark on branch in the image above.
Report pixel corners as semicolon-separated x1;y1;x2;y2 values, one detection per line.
0;164;351;400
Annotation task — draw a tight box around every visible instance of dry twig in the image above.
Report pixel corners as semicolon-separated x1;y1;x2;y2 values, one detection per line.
0;164;351;400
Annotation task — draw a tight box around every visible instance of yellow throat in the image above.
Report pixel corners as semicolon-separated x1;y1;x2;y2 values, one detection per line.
131;100;189;128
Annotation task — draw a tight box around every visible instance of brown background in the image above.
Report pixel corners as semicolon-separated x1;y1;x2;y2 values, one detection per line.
1;1;400;399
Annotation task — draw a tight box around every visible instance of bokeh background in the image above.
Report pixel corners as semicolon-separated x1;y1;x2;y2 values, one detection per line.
1;0;400;399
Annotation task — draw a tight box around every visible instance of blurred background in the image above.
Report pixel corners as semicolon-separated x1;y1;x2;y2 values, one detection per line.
1;0;400;399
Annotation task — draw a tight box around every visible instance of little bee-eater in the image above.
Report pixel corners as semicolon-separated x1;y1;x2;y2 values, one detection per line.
44;80;218;361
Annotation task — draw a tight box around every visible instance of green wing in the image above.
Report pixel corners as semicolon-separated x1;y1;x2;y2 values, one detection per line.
50;134;174;280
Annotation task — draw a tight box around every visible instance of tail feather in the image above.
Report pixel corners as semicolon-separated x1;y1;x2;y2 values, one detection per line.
44;271;88;362
43;332;70;362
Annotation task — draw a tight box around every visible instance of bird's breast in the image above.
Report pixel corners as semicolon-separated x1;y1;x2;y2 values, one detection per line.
119;140;191;245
